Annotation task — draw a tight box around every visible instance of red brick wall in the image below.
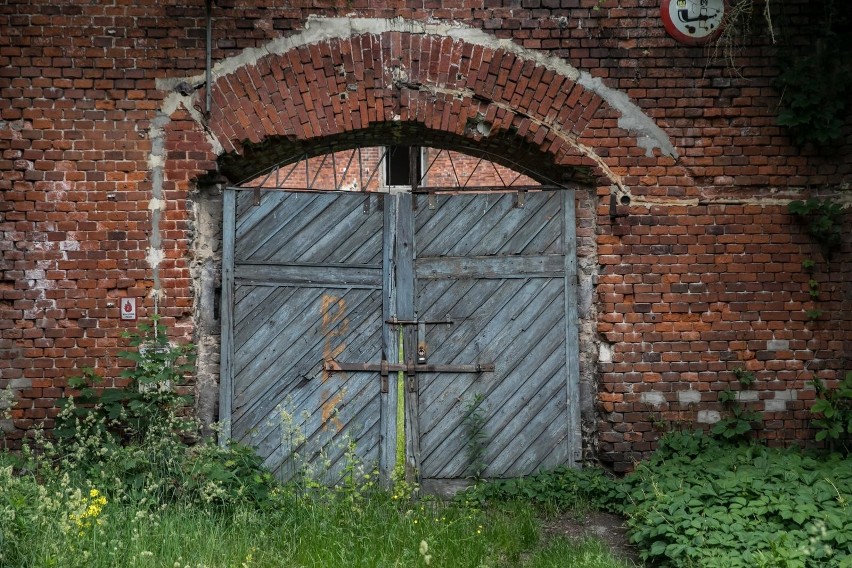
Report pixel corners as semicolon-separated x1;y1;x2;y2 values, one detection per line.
1;0;850;471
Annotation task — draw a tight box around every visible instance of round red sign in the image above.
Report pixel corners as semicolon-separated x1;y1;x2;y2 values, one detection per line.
661;0;726;46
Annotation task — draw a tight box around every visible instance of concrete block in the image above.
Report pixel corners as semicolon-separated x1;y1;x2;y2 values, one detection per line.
735;390;759;402
764;399;788;412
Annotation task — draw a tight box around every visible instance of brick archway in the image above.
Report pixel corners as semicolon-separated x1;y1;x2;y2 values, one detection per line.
159;17;677;191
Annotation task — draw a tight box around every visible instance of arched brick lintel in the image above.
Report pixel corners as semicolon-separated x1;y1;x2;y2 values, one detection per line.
178;19;679;189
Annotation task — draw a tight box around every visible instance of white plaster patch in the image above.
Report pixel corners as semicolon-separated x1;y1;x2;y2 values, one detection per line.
339;179;359;191
148;198;166;211
59;239;80;252
640;391;666;408
697;410;721;424
146;247;165;269
677;390;701;405
598;342;612;363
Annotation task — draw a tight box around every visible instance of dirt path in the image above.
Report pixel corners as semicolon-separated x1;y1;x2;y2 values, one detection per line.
540;511;642;566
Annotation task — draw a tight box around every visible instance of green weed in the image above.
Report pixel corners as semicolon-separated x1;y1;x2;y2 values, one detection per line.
622;436;852;567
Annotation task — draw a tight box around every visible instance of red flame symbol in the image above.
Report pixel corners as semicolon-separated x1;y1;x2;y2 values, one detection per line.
124;301;132;312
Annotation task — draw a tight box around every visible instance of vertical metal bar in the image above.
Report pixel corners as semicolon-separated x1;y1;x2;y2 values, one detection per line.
410;146;420;211
420;147;441;182
280;157;301;187
358;147;365;192
218;188;236;445
396;191;420;481
363;146;385;191
563;188;581;466
379;194;398;486
205;0;212;117
330;150;338;191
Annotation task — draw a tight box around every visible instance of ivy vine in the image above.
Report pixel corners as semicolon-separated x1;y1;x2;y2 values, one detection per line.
774;0;852;146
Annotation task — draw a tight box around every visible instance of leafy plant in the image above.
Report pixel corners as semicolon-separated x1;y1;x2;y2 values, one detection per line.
462;393;488;480
774;0;852;147
733;367;756;388
622;437;852;567
462;466;622;514
806;309;824;321
48;318;280;508
809;279;821;300
711;368;762;441
776;38;852;146
788;197;845;260
57;315;195;446
810;372;852;454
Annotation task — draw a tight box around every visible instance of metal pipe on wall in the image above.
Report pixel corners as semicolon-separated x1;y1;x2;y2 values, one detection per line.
205;0;213;117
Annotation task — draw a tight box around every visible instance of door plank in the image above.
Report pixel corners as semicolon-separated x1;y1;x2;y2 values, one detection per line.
415;255;564;280
235;263;382;288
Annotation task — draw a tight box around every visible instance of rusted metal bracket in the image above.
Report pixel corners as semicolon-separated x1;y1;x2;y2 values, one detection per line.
322;359;495;393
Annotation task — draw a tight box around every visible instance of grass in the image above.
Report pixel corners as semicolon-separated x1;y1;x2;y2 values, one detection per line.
0;475;633;568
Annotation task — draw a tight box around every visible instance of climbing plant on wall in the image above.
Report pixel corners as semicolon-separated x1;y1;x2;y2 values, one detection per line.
707;0;851;147
772;0;852;146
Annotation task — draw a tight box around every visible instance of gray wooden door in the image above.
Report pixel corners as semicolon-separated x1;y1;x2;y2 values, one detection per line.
410;191;579;489
221;188;579;486
221;190;389;483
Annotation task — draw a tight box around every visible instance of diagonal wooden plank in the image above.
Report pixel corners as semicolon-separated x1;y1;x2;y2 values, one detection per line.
416;278;559;452
413;193;492;249
415;194;504;257
233;286;321;378
417;194;510;258
234;286;381;428
248;193;357;262
233;288;381;420
484;345;566;474
234;286;301;351
417;279;564;476
431;342;564;479
285;197;382;264
236;192;322;260
492;192;562;255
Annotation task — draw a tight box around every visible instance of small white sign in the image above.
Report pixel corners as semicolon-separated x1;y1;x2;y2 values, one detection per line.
120;297;137;321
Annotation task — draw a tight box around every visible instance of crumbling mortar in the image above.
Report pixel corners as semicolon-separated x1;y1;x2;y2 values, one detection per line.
187;185;224;437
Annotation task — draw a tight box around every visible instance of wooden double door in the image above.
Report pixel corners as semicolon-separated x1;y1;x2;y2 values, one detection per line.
220;188;580;489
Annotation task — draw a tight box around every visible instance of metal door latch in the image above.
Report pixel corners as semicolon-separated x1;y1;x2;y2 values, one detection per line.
322;359;495;393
